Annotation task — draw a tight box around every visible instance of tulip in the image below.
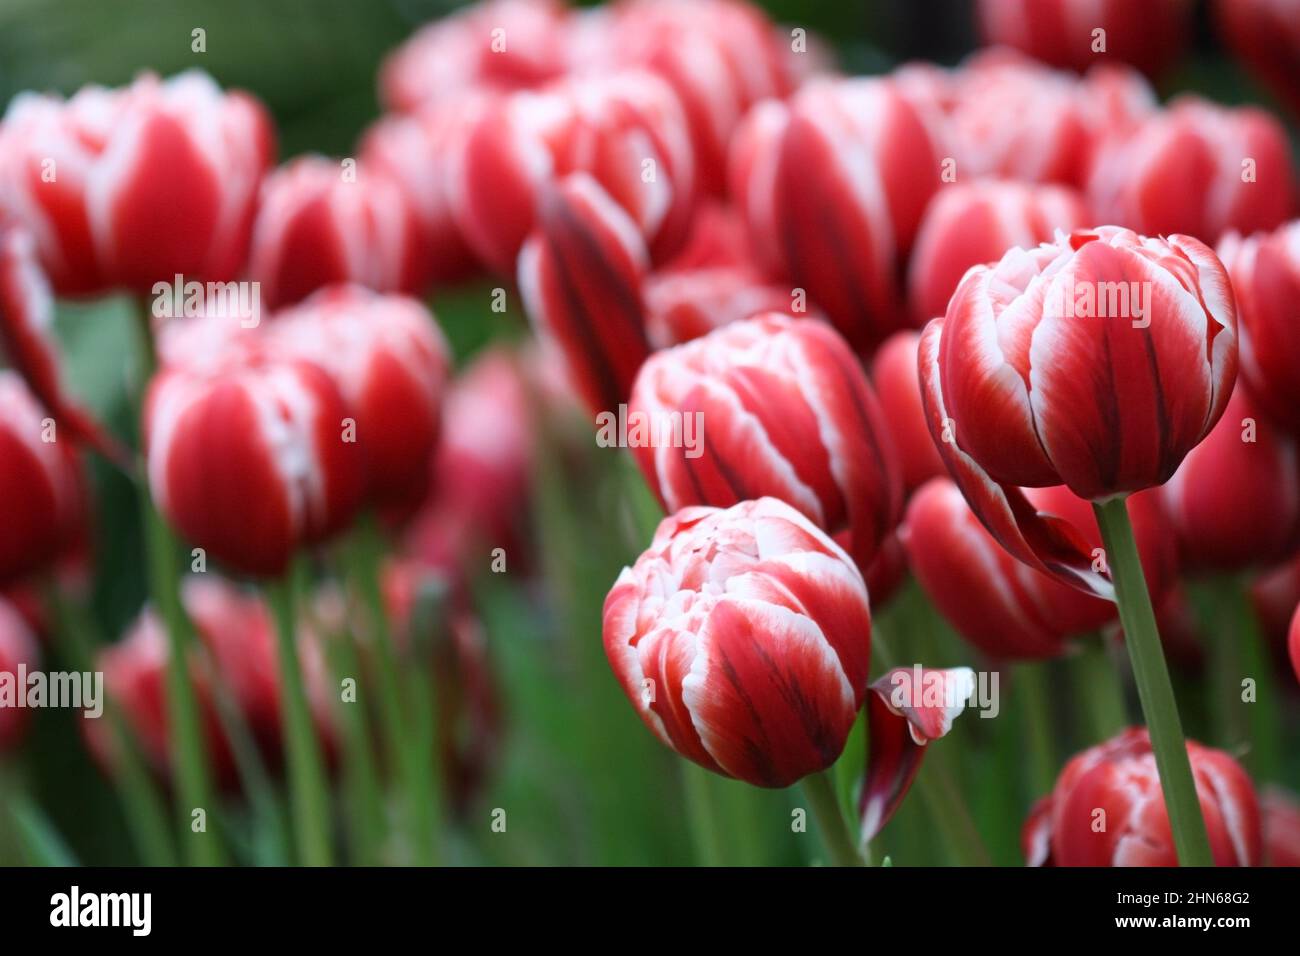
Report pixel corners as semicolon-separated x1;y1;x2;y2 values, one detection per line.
1218;220;1300;436
1087;98;1295;245
518;173;651;416
1023;728;1261;866
0;216;125;464
143;338;365;579
247;156;427;310
644;267;807;348
447;70;696;275
903;479;1174;659
0;70;272;295
728;76;942;351
602;497;874;789
0;372;85;586
359;106;483;284
870;331;947;496
1252;553;1300;655
921;225;1236;865
1214;0;1300;121
86;576;335;787
379;0;572;113
404;348;536;584
1261;787;1300;867
1161;386;1300;572
576;0;825;195
908;180;1090;325
976;0;1192;77
0;597;39;752
268;285;452;511
629;313;902;569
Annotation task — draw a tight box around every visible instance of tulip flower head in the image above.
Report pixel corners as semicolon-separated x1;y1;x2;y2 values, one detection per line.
629;313;902;569
0;70;273;295
919;226;1236;595
268;285;452;510
1024;727;1261;866
144;339;365;578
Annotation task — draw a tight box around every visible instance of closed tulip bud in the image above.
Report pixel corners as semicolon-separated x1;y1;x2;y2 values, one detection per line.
1023;727;1261;866
0;216;125;463
1218;220;1300;436
268;285;452;510
0;70;273;296
908;180;1090;325
1214;0;1300;121
1249;554;1300;653
727;100;793;281
977;0;1192;77
1162;387;1300;572
359;106;483;283
630;314;902;568
519;173;651;416
602;497;873;787
645;267;812;348
248;156;427;310
88;576;335;786
144;344;365;578
0;598;39;752
1262;787;1300;867
870;331;947;496
903;479;1173;659
379;0;571;113
448;70;696;275
738;77;942;352
0;372;85;585
919;227;1236;595
1088;98;1295;245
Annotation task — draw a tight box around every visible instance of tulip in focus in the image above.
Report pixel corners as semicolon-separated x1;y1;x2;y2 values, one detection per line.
1218;220;1300;436
629;314;902;569
919;226;1236;595
977;0;1192;77
0;71;273;295
1088;98;1295;245
0;598;39;752
268;285;452;511
144;338;365;578
248;156;427;310
908;180;1090;325
1023;728;1261;866
602;497;874;788
0;371;85;585
518;173;651;416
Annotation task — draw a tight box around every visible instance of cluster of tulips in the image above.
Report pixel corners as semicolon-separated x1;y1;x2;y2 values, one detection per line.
0;0;1298;868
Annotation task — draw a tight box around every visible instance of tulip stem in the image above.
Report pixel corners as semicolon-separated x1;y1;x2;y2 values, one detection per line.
266;566;334;866
801;770;865;867
1016;662;1057;797
1072;636;1128;742
1093;496;1214;867
680;762;726;866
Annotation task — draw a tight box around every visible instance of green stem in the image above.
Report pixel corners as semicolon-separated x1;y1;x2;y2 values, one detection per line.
344;515;438;865
681;762;726;866
801;769;864;866
323;626;387;865
1093;496;1214;867
1072;636;1129;742
1016;662;1057;797
266;568;333;866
